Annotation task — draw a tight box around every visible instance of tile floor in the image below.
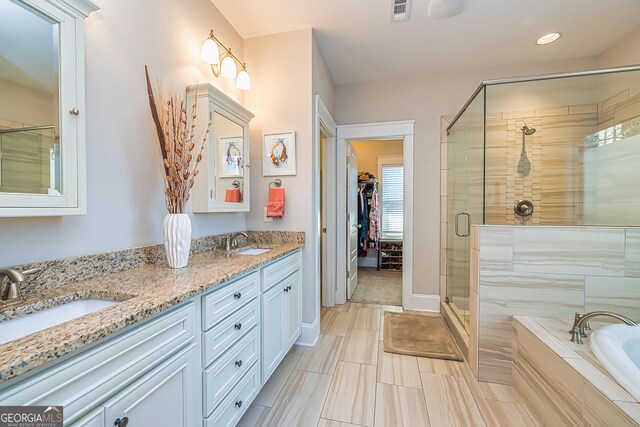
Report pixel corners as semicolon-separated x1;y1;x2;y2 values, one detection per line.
351;268;402;306
238;302;540;427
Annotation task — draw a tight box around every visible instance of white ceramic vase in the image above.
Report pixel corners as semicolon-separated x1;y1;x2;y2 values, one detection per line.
163;213;192;269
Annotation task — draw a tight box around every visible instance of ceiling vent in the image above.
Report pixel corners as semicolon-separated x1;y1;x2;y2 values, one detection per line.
391;0;411;22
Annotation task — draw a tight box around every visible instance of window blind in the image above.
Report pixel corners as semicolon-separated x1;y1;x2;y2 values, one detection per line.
381;165;403;239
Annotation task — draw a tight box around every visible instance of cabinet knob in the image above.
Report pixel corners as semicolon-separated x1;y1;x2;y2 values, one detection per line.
235;360;243;368
234;322;242;330
69;107;80;116
284;287;289;293
235;400;243;408
234;292;242;299
288;285;292;291
114;417;129;427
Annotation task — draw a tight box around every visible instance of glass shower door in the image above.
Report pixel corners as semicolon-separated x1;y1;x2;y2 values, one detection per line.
446;89;485;333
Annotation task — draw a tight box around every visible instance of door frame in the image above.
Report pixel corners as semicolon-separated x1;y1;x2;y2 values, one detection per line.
313;95;337;312
336;121;415;308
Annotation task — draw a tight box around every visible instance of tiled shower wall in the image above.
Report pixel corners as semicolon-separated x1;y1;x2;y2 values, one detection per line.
469;225;640;386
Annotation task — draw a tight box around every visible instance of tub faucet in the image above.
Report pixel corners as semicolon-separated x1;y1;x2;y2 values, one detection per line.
0;267;41;306
570;311;637;344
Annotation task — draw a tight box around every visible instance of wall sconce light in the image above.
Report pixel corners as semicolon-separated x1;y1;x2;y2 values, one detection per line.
201;30;251;90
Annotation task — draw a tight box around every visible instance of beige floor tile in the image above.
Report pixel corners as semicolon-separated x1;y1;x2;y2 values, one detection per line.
376;348;422;389
458;360;524;404
322;362;376;426
417;357;464;377
237;403;270;427
254;351;301;407
477;398;541;427
340;329;379;365
321;310;353;336
421;372;487;427
317;419;362;427
262;370;332;427
296;334;344;374
374;383;430;427
351;308;381;330
291;344;306;355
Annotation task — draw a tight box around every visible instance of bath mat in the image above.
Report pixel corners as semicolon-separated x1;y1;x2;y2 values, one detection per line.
384;312;464;361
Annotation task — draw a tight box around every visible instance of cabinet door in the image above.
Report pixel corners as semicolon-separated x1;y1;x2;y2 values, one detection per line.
102;344;196;427
284;273;302;349
261;285;285;383
69;408;105;427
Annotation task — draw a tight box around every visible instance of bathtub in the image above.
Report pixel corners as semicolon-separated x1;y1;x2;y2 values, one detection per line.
590;324;640;402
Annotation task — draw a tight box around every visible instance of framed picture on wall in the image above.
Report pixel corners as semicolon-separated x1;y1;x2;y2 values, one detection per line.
263;131;296;176
219;136;244;177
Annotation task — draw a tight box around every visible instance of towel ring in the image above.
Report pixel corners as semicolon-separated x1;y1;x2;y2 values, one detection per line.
269;179;282;188
232;180;241;189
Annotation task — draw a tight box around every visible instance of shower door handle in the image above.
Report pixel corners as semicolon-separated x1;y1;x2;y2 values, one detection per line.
455;212;471;237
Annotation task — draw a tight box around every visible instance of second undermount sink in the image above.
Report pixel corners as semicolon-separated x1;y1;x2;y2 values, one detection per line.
0;299;119;345
235;248;271;256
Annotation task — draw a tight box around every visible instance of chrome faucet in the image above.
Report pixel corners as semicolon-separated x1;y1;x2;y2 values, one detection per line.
0;267;41;306
570;311;637;344
224;232;249;252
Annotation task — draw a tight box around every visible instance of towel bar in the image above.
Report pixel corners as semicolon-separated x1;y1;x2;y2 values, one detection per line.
269;179;282;188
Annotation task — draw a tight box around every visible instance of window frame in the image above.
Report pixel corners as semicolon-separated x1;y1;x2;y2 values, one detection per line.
377;155;404;240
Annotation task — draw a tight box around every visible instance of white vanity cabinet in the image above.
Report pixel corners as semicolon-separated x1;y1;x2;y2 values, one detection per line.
261;252;302;383
0;249;303;427
0;302;198;426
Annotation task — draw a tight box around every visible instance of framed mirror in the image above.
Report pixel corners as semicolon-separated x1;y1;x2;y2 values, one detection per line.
0;0;97;216
189;83;254;213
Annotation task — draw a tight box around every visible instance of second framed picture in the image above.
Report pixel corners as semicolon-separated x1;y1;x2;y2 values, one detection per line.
263;131;296;176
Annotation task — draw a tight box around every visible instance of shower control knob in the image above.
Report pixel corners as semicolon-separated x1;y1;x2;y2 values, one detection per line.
514;200;534;217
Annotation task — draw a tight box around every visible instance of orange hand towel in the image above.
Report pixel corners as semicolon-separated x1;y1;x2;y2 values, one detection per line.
267;188;285;218
225;189;242;203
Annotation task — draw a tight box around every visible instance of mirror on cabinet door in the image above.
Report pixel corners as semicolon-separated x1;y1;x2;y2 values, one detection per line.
0;0;97;216
189;84;254;213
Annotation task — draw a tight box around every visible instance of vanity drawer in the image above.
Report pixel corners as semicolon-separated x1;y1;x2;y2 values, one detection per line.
202;271;259;331
203;327;260;416
0;302;195;425
204;362;261;427
202;298;259;366
261;251;301;292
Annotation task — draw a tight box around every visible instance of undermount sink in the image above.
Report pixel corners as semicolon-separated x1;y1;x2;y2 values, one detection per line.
235;248;271;256
0;299;119;345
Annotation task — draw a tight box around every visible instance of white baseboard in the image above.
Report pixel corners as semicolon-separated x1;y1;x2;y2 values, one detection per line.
296;320;319;347
403;293;441;312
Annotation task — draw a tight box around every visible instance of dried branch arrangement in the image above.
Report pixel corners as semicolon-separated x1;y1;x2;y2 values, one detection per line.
145;66;211;214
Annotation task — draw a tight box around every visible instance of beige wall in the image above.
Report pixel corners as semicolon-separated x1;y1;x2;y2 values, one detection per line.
336;56;599;298
350;139;403;177
599;27;640;68
244;29;316;325
0;0;248;266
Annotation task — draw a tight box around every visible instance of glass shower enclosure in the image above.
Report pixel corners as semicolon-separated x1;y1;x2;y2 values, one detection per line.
445;65;640;332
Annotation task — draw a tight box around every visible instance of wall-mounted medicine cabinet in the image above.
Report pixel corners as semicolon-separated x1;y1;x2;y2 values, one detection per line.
188;83;254;213
0;0;97;217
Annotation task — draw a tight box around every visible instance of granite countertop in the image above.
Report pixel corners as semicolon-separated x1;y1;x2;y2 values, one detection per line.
0;240;303;384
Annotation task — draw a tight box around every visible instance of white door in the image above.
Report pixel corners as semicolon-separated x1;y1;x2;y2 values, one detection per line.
261;284;286;383
347;145;359;299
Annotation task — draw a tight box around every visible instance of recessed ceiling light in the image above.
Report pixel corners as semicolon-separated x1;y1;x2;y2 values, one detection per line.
536;33;561;45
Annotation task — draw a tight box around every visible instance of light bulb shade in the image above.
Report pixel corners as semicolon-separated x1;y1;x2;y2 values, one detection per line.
201;38;220;65
236;69;251;90
220;55;237;79
428;0;467;20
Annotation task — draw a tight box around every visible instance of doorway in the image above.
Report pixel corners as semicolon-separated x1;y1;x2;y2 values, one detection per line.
335;121;415;309
345;139;404;306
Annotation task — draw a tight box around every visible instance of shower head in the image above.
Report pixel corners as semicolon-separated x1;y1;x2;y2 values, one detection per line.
521;125;536;136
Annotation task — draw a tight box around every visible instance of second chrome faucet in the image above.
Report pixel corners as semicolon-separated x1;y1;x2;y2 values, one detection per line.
224;232;249;252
